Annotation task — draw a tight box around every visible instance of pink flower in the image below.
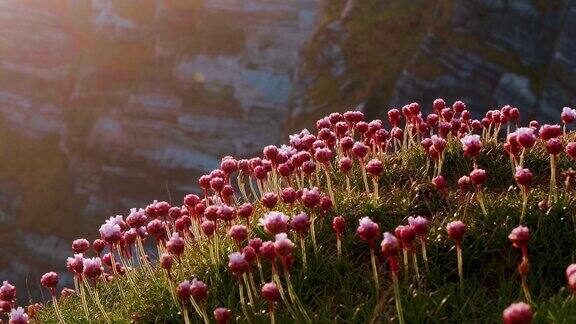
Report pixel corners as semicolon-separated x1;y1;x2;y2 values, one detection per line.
126;208;147;228
221;157;238;175
166;233;185;256
332;216;346;237
365;159;384;177
290;212;310;235
545;138;563;155
0;281;16;301
147;219;167;241
458;176;471;191
99;221;122;244
184;194;200;208
515;167;533;187
539;124;562;141
566;142;576;159
201;220;216;238
160;253;173;270
259;241;276;262
432;175;447;192
516;127;536;149
191;278;208;301
210;177;225;193
176;280;191;302
380;232;400;257
72;239;90;254
314;147;333;165
460;134;482;157
470;168;487;187
502;302;533;324
93;239;105;255
40;272;58;288
408;216;429;237
352;142;368;160
248;238;263;253
83;257;103;279
281;187;297;204
261;192;279;209
261;282;280;303
356;217;380;244
508;226;530;250
214;307;232;324
66;254;84;274
228;252;249;275
9;307;29;324
229;225;248;245
433;98;446;112
217;205;235;222
237;203;254;220
447;221;466;242
562;107;576;124
394;225;416;248
259;211;289;235
301;187;321;208
274;233;294;257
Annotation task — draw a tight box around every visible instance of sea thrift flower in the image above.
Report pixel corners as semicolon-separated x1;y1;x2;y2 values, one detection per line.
380;232;404;323
0;281;16;301
432;175;447;193
126;208;147;228
261;282;280;322
291;212;310;235
502;302;533;324
357;217;381;291
281;187;297;205
261;192;279;209
176;280;191;302
365;159;383;201
237;203;254;224
566;142;576;159
259;211;289;236
509;225;531;303
300;187;320;209
447;221;466;286
228;252;249;276
93;239;105;256
166;233;185;256
332;216;346;257
395;225;417;277
229;225;248;248
190;278;208;301
83;257;104;279
99;221;122;244
457;176;471;191
470;169;487;215
201;220;216;238
160;253;174;271
41;272;64;322
274;233;294;258
460;134;482;159
8;307;29;324
214;307;231;324
72;239;90;254
408;216;430;271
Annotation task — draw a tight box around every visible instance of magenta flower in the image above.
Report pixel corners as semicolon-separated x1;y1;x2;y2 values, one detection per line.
290;212;310;235
259;211;289;236
166;233;185;256
228;252;249;276
0;281;16;301
160;253;174;271
126;208;147;228
229;225;248;247
82;257;103;279
508;226;530;251
261;192;279;209
9;307;29;324
356;217;380;245
40;272;59;290
99;221;122;244
201;220;216;238
214;307;231;324
502;302;533;324
301;187;321;209
460;134;482;158
190;278;208;301
66;254;84;274
176;280;192;302
72;239;90;254
516;127;536;149
515;167;533;187
273;233;294;257
447;221;466;243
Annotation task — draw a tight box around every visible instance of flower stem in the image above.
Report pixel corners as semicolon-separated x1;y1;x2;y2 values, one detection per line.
420;238;429;273
372;177;379;203
324;168;335;206
360;162;370;194
391;271;405;324
299;236;308;271
412;251;420;286
182;306;192;324
520;185;528;224
310;215;318;254
336;238;342;259
521;275;532;304
456;244;464;289
370;248;380;298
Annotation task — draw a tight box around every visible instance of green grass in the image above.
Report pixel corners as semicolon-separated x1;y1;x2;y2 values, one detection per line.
35;137;576;323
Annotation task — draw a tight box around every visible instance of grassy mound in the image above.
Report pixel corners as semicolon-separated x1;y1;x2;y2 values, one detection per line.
13;109;576;324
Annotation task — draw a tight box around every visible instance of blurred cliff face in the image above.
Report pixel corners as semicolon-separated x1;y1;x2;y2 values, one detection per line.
0;0;318;292
292;0;576;131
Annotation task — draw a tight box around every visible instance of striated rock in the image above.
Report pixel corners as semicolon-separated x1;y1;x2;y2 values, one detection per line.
493;73;536;110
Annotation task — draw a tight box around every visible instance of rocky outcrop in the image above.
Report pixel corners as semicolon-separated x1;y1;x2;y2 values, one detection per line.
294;0;575;130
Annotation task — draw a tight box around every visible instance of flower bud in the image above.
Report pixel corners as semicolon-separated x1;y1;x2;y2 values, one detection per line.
261;282;280;303
447;221;466;242
508;226;529;250
502;302;533;324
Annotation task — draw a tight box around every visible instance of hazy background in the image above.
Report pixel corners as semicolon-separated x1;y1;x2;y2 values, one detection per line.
0;0;574;299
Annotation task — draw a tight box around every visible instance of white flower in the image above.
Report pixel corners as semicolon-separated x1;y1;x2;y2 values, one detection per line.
516;127;534;137
228;252;245;264
460;134;481;147
99;222;121;241
9;307;29;323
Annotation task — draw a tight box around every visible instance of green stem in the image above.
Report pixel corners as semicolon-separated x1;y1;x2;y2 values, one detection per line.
392;271;405;324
